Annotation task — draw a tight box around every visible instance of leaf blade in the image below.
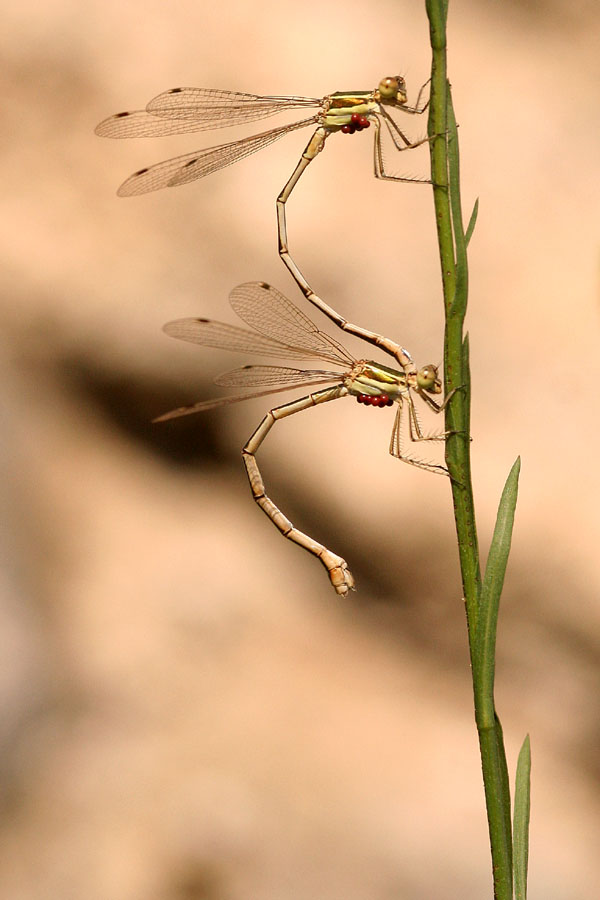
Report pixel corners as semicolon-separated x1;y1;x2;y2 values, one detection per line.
513;734;532;900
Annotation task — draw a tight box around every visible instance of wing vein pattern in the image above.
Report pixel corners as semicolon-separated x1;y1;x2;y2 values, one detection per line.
116;117;316;195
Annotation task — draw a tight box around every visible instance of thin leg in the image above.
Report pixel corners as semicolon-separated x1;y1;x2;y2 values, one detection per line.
373;116;432;184
276;127;415;372
242;385;355;596
379;106;432;151
407;395;447;443
408;387;467;448
401;78;431;115
416;387;470;453
418;386;459;414
388;398;448;475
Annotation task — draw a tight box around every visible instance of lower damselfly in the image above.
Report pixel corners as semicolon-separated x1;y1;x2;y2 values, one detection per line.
155;282;453;596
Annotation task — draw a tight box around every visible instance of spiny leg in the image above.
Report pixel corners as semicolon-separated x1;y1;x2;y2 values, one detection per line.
407;394;448;443
415;385;464;437
401;78;431;115
242;385;355;596
379;106;433;152
388;398;448;475
276;127;415;372
416;386;471;460
373;116;432;184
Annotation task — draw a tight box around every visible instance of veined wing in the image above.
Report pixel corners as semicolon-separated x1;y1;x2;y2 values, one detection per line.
95;92;320;139
229;283;356;368
146;87;322;126
153;377;342;423
116;117;315;196
95;110;232;139
215;365;343;387
163;314;350;366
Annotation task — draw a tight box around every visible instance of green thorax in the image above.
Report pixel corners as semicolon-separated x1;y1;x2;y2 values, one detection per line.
346;361;408;399
329;90;374;104
322;92;377;128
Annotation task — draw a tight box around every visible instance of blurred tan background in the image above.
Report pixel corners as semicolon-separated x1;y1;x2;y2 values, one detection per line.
1;0;599;897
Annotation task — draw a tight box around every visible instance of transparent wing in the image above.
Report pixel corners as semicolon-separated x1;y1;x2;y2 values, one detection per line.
215;365;342;387
146;87;321;126
95;91;320;138
116;117;315;196
153;378;343;423
229;282;356;368
162;315;349;366
95;110;231;139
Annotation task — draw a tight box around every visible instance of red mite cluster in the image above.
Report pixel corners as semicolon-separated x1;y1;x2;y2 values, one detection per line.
356;393;394;407
341;113;371;135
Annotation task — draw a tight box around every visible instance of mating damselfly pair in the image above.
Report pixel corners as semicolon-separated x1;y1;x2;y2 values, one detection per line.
96;74;450;594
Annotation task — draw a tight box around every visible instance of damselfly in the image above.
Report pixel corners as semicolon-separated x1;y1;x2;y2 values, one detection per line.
155;281;452;596
95;76;431;345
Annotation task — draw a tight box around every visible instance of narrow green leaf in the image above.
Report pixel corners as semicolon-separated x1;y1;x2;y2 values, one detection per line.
460;333;472;447
475;457;521;678
514;735;532;900
465;198;479;247
447;93;468;322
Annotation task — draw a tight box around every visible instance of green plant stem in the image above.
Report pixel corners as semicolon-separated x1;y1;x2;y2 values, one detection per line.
425;2;514;897
426;1;481;627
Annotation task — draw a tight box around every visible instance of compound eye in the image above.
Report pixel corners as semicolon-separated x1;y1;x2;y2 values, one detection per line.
417;364;441;392
378;76;399;99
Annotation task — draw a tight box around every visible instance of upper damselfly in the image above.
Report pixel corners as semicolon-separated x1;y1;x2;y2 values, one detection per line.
96;76;432;343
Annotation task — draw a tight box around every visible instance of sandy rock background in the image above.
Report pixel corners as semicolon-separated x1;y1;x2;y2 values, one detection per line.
1;1;599;897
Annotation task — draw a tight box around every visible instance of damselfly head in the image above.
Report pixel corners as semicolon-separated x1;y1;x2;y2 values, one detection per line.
416;364;442;395
377;76;408;106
